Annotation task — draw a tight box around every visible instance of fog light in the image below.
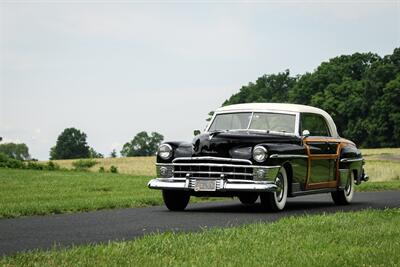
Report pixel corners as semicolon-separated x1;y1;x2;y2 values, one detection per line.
254;169;266;181
157;165;173;178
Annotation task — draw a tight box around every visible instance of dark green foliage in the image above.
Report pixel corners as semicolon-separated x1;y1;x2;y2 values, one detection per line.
50;128;90;160
0;143;31;160
0;153;25;169
98;166;105;173
110;165;118;173
89;148;104;159
0;153;60;170
110;149;117;158
222;48;400;147
72;159;98;171
121;131;164;157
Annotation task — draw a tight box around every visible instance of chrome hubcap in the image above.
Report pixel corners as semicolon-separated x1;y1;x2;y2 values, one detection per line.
345;179;352;196
275;173;284;202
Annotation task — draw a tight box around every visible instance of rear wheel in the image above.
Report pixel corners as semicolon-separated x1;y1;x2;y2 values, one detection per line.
162;190;190;211
238;193;259;205
260;167;288;212
331;172;354;205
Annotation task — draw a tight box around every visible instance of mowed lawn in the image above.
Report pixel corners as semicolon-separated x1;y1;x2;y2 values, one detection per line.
0;169;161;218
1;209;399;266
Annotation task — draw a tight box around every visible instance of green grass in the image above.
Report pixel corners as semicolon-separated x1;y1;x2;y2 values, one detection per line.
0;168;161;218
1;167;399;219
1;209;399;267
0;169;224;219
357;180;400;191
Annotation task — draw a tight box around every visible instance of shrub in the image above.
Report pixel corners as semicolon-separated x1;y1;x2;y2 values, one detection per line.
99;166;105;173
26;162;44;170
110;165;118;173
0;153;25;169
72;159;98;171
46;161;60;171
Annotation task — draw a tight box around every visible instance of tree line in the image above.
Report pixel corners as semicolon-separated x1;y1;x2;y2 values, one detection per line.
221;48;400;148
0;128;164;160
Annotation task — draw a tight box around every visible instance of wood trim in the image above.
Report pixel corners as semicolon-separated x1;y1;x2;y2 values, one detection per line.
304;137;342;190
307;181;337;190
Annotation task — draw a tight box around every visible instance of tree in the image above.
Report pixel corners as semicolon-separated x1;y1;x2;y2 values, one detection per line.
89;147;104;158
222;48;400;148
121;131;164;157
50;128;90;160
110;149;117;158
0;143;31;161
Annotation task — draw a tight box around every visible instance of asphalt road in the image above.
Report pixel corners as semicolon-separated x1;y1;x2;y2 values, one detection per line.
1;191;399;256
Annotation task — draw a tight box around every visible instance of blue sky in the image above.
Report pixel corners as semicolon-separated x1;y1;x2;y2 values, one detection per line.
1;1;399;159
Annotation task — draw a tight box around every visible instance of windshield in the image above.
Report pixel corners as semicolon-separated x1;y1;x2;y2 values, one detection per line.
208;112;296;134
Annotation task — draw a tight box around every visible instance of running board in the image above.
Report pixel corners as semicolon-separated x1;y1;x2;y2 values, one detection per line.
290;188;337;197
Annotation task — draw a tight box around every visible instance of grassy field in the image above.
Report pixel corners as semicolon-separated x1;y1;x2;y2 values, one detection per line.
48;156;156;176
1;208;399;266
361;148;400;182
0;168;399;219
0;169;159;218
0;147;397;218
50;148;400;182
0;169;224;219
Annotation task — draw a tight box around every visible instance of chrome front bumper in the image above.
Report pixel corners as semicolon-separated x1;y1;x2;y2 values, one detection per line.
149;158;281;193
148;177;279;192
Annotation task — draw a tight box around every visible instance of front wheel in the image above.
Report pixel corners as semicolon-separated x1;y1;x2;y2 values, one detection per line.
260;167;288;212
331;173;354;205
238;193;259;205
162;190;190;211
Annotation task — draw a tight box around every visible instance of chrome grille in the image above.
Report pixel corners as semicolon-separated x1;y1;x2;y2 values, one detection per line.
172;157;253;180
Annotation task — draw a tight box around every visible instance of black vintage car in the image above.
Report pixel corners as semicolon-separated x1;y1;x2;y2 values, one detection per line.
148;103;368;211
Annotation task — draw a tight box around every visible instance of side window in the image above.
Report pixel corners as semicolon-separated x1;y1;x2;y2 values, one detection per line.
300;113;331;136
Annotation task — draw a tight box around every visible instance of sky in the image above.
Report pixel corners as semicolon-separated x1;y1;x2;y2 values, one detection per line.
0;1;399;160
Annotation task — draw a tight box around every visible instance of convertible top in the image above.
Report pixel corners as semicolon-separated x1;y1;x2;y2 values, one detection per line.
215;103;339;138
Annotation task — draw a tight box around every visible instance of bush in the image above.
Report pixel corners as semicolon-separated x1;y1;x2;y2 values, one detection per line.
98;166;105;173
72;159;98;171
110;165;118;173
46;161;60;171
0;153;25;169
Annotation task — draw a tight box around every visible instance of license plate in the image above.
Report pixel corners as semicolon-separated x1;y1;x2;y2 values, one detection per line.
194;180;216;192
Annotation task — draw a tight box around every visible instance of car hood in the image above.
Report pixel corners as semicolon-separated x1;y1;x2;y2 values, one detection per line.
172;131;301;159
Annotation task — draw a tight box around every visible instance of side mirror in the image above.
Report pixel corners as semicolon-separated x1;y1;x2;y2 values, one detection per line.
193;130;201;136
302;130;310;137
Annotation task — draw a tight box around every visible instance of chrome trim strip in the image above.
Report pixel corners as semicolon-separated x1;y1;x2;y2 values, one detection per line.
148;178;278;192
173;171;253;176
172;157;252;164
205;110;300;137
156;163;280;169
269;154;308;159
340;158;363;163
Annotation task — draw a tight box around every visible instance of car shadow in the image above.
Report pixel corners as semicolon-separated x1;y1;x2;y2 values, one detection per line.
184;200;369;215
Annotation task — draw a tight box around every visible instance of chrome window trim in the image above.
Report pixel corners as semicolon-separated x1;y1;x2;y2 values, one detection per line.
206;110;300;137
172;157;252;164
269;154;308;159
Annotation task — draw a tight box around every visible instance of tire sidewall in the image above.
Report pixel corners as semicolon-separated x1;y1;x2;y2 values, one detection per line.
273;167;288;210
344;173;354;203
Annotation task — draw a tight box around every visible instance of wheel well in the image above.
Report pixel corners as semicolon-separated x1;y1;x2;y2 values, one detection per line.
282;162;293;194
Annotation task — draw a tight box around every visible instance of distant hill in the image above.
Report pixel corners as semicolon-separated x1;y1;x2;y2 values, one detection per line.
222;48;400;148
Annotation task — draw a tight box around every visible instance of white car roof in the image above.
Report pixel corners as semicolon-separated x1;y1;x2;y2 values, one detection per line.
215;103;339;137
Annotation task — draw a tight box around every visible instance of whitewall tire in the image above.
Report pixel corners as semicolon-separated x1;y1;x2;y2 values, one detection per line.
260;167;288;211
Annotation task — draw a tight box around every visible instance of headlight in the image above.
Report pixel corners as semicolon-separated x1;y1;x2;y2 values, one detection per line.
158;144;173;160
253;146;267;162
